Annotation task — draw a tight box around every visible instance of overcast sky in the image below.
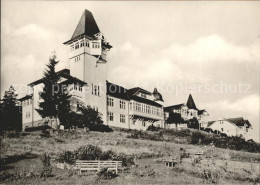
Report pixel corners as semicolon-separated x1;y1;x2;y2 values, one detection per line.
1;1;260;141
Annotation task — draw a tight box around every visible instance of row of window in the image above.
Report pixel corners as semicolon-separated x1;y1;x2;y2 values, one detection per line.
107;98;127;110
69;84;83;92
131;102;162;116
70;40;100;51
108;112;126;123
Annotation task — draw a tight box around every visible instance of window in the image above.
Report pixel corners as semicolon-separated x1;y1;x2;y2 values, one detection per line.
147;106;151;114
132;120;136;125
75;56;80;62
107;97;114;106
108;112;114;121
80;40;84;47
75;42;79;49
142;121;146;127
120;114;126;123
120;100;126;109
92;42;100;49
141;93;146;98
26;112;30;118
92;84;100;96
138;103;141;111
86;41;90;47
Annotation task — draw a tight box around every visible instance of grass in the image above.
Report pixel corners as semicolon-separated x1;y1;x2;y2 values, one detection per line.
1;129;260;184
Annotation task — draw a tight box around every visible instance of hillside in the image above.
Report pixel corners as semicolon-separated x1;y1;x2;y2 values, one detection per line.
1;129;259;184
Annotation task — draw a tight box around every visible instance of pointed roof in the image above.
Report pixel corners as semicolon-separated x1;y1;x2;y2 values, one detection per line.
64;9;100;44
186;94;198;110
153;88;164;102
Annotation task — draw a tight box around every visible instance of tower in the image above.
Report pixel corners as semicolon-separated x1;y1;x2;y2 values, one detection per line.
64;9;112;123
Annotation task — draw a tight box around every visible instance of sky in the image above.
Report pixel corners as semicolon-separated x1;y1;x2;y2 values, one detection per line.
1;1;260;141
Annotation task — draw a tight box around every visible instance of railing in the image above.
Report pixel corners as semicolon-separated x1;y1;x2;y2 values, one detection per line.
76;160;122;174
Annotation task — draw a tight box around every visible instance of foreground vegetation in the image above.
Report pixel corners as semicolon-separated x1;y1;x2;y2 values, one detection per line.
1;129;260;184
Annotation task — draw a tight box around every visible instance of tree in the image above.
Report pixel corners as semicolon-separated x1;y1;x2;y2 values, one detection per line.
36;54;71;128
0;86;22;131
57;86;72;129
187;117;200;129
76;102;103;128
167;112;185;124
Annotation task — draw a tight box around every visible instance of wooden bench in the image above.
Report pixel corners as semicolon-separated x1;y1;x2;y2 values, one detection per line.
76;160;122;174
195;151;204;156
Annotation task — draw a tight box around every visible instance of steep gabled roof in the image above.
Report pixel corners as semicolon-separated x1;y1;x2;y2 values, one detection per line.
153;88;164;102
207;121;215;127
208;117;252;128
72;9;100;40
28;69;86;87
18;94;33;101
186;94;198;110
227;117;251;128
128;87;152;96
107;81;129;101
106;81;162;107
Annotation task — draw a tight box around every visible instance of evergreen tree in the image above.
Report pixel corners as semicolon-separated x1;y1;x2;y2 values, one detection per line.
0;86;22;131
37;54;71;128
57;84;72;128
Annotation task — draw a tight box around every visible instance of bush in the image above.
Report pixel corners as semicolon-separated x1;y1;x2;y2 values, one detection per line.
55;145;134;167
40;153;52;179
75;145;103;160
89;124;113;132
25;125;51;132
146;125;162;131
97;168;118;179
56;151;75;164
40;130;50;138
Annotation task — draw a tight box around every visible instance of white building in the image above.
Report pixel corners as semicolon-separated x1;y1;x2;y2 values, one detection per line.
164;94;209;129
208;117;252;140
19;9;164;131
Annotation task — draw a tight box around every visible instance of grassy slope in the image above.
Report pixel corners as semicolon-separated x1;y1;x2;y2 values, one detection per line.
1;130;259;184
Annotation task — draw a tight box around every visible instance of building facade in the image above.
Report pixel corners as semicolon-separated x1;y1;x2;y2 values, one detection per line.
208;117;252;140
164;94;209;129
19;9;164;131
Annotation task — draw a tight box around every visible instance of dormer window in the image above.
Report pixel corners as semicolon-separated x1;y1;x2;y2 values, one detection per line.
141;93;146;98
75;42;79;49
92;42;100;49
80;40;84;47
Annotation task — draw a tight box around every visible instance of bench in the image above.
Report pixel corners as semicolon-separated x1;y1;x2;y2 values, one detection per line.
195;151;204;156
76;160;122;174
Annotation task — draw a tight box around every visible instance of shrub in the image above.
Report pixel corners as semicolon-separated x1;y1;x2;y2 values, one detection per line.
24;125;51;132
97;168;118;179
56;151;75;164
89;124;113;132
146;125;161;131
40;153;52;179
56;145;134;167
40;130;50;138
75;145;103;160
203;167;220;184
